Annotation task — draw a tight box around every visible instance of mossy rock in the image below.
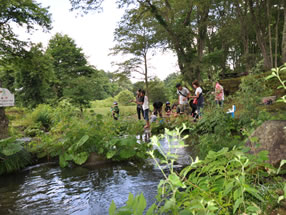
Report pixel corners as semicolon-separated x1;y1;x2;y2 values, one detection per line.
220;71;286;97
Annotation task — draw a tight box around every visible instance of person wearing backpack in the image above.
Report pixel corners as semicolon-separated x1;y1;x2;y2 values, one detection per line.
190;80;204;118
176;83;190;115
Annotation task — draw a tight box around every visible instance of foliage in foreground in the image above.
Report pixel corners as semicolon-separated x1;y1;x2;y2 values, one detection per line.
24;101;149;168
109;63;286;215
110;127;286;215
0;137;31;175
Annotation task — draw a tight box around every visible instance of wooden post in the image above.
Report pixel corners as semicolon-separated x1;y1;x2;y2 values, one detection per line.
0;80;9;139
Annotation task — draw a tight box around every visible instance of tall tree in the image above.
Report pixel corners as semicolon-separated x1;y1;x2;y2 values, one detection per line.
0;0;51;138
70;0;286;77
0;0;51;57
110;9;158;94
46;33;93;98
70;0;212;81
15;44;54;107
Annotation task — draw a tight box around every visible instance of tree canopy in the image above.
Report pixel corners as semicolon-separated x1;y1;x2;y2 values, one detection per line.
0;0;51;58
70;0;286;82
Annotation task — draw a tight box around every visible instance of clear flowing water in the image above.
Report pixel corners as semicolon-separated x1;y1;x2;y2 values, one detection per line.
0;137;194;215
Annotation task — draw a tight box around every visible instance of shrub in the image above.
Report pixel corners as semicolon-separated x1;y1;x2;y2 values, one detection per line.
0;137;32;175
110;127;282;215
234;74;271;125
115;90;134;105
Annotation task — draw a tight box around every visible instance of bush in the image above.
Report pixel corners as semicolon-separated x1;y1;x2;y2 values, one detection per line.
110;127;283;215
234;75;270;125
115;90;134;105
91;97;115;108
27;103;149;168
193;108;243;158
0;137;32;175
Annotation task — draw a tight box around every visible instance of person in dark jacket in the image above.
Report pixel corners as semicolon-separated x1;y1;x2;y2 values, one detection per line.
153;101;163;117
135;89;144;120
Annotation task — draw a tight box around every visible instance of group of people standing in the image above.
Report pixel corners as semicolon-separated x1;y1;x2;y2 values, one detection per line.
134;80;224;128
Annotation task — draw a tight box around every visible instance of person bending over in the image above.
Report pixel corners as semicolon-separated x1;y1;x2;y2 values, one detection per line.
176;83;190;115
153;101;163;117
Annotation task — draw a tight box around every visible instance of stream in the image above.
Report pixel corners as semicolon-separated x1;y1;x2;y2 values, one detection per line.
0;136;194;215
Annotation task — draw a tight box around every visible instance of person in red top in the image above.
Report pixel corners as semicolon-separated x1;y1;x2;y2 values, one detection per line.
215;81;224;107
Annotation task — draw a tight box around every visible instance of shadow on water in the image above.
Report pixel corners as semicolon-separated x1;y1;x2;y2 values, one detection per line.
0;133;196;215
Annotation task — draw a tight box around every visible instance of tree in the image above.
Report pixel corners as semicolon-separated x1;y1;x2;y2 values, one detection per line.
63;76;95;112
148;78;169;103
46;33;92;98
115;90;134;105
0;0;51;138
70;0;211;81
15;44;54;108
164;73;182;100
0;0;51;57
70;0;286;78
110;9;158;94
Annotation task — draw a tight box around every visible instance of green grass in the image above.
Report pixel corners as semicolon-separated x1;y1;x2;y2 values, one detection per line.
90;105;137;116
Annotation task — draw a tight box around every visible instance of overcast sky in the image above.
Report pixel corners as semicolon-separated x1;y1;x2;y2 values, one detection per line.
16;0;179;81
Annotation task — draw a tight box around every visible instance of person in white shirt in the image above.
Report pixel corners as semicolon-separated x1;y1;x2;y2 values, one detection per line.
190;80;204;118
138;90;150;129
176;83;190;115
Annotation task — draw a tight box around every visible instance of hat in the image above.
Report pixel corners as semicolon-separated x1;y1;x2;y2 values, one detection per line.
113;102;118;105
166;101;170;105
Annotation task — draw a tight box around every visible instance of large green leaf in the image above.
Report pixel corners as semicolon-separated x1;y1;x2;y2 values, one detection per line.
75;135;89;150
168;173;185;188
109;200;117;215
119;149;136;159
106;150;117;159
59;154;68;168
1;143;23;156
72;152;89;165
135;193;146;215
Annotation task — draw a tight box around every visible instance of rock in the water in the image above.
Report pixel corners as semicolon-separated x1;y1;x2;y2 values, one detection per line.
246;120;286;165
83;152;111;166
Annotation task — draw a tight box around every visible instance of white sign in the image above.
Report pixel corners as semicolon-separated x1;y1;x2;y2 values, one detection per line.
0;88;15;107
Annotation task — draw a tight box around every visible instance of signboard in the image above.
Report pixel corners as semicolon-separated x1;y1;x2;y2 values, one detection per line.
0;88;15;107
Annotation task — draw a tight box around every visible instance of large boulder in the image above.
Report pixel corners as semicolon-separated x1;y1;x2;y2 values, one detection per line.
246;120;286;165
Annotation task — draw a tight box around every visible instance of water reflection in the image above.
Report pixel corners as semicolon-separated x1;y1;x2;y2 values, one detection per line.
0;137;194;215
0;162;162;215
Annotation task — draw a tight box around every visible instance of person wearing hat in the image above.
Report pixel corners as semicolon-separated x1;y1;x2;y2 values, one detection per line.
165;101;172;116
111;102;120;120
176;83;190;115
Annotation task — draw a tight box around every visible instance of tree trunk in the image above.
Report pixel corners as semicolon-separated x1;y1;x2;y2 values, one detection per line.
275;6;280;68
267;0;273;67
282;2;286;63
0;107;9;139
0;81;9;139
249;0;272;70
235;0;250;71
143;54;149;96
